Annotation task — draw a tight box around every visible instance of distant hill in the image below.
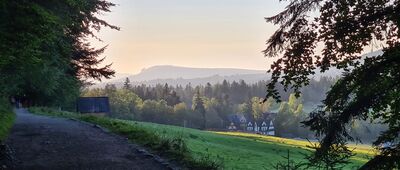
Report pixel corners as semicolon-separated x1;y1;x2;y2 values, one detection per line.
92;65;268;87
92;50;382;88
128;65;266;81
92;65;339;88
102;73;269;87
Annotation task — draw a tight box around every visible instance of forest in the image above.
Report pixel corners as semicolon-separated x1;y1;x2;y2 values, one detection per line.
82;77;386;142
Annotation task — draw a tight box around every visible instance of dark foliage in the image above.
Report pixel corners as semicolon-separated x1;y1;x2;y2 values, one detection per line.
0;0;118;107
265;0;400;169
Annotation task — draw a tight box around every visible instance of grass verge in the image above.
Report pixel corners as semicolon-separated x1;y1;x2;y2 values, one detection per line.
0;101;15;142
28;107;222;170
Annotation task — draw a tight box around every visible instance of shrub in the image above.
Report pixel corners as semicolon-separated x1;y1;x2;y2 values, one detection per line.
0;99;15;142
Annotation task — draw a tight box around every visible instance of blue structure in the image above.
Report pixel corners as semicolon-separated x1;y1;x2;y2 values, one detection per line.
227;114;247;130
77;97;110;114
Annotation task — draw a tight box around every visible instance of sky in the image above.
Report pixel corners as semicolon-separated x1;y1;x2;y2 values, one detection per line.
91;0;288;74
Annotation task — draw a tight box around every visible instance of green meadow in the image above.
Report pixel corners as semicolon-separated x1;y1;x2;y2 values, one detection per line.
131;121;375;169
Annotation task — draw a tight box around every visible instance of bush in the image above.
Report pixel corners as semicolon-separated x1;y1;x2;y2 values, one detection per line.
0;99;15;142
0;99;15;169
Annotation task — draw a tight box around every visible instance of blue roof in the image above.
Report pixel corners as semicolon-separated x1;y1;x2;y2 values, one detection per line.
228;114;246;124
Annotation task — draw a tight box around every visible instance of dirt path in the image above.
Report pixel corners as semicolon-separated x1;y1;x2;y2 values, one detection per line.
5;109;170;170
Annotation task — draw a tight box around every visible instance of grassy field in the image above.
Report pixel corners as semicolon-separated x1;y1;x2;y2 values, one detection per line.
129;121;375;169
30;107;375;170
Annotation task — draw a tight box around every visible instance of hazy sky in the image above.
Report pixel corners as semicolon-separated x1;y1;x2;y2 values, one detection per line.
91;0;288;74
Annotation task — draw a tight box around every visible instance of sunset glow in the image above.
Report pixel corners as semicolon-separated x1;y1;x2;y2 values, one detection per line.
92;0;287;74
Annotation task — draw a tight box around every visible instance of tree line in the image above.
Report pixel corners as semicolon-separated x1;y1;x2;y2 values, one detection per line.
83;78;320;137
122;76;335;106
83;77;386;140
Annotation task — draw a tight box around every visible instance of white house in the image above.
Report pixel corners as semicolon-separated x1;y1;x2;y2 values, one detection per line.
246;122;253;131
260;121;268;132
267;121;275;136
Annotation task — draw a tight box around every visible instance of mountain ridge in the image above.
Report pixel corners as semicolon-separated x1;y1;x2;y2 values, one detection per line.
92;65;339;88
131;65;266;81
92;50;382;87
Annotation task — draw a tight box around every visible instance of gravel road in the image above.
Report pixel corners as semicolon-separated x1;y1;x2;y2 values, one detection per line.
5;109;170;170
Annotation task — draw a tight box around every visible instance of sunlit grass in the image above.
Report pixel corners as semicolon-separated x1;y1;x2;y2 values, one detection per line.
214;131;376;163
122;121;375;169
215;131;376;154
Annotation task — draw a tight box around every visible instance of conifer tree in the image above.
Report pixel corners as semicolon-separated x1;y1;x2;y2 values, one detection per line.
123;77;132;90
193;90;206;129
